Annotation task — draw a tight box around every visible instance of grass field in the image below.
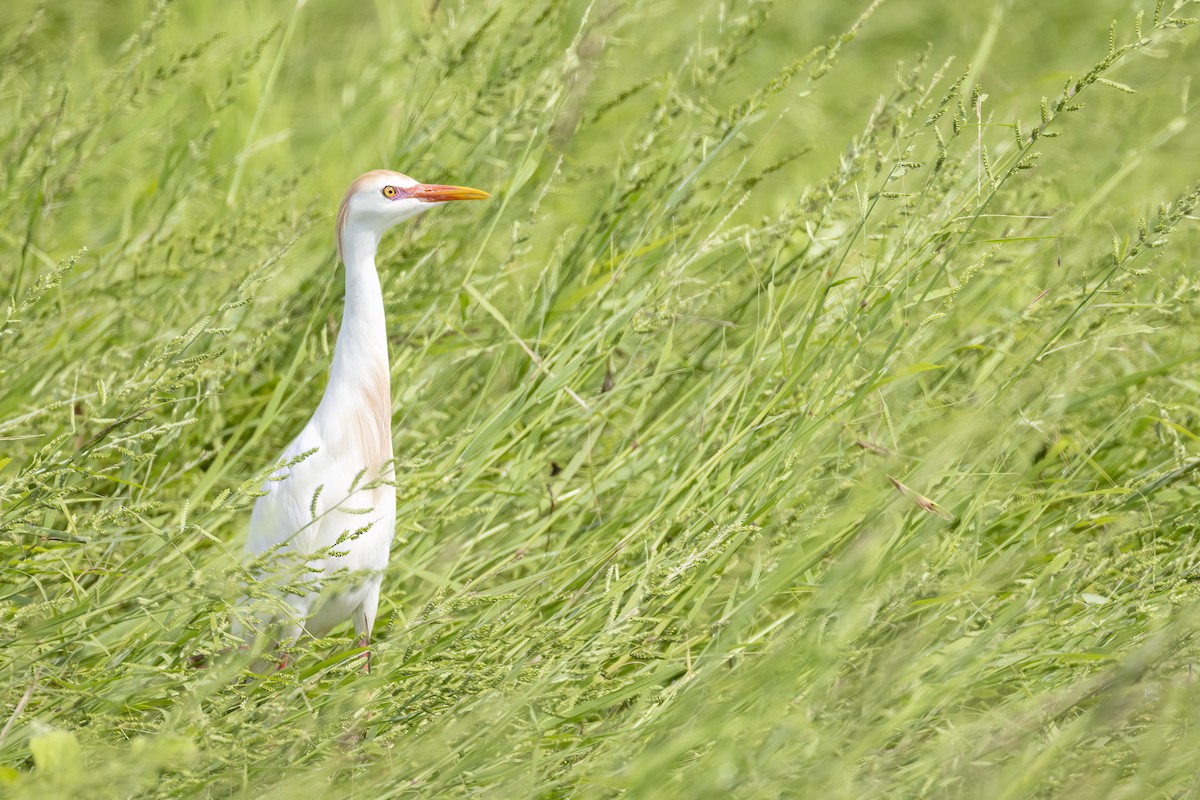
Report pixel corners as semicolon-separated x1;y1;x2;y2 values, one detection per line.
2;0;1200;796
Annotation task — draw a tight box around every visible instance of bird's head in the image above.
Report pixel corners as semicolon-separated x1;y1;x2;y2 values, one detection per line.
336;169;489;257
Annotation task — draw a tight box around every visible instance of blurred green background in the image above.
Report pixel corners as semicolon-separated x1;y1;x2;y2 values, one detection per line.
4;0;1195;263
2;0;1200;797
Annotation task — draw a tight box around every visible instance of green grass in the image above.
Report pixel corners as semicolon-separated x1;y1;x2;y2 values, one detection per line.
2;0;1200;796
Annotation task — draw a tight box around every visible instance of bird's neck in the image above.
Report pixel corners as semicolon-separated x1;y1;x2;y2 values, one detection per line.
318;228;393;461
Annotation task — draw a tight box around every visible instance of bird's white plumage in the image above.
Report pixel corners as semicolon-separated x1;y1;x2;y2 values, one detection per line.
240;170;487;659
245;410;395;641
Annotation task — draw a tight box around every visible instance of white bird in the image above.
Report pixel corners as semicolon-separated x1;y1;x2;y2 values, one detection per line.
242;169;489;670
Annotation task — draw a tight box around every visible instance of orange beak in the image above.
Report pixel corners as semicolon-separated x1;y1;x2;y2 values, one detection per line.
408;184;490;203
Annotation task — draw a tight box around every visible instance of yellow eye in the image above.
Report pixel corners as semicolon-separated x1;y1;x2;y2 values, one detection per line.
382;185;399;199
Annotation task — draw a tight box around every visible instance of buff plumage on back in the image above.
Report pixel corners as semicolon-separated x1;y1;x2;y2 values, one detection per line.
350;361;393;482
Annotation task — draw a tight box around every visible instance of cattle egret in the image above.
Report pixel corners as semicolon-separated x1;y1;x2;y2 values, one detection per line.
243;170;489;670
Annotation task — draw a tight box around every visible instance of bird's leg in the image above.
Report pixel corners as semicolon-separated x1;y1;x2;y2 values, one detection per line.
353;590;378;675
356;633;371;674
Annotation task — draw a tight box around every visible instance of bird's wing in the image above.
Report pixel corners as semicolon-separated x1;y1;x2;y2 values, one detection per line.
245;425;329;556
